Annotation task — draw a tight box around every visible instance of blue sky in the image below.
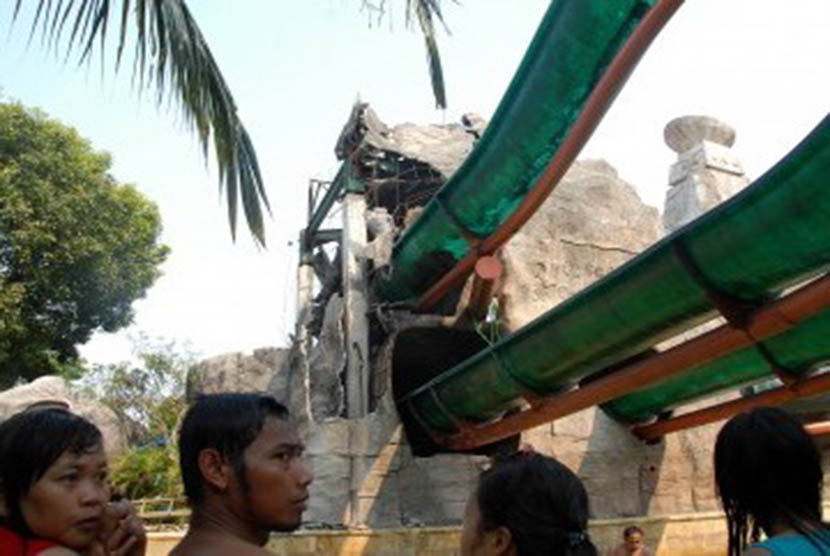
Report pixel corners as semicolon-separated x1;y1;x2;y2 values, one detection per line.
1;1;828;364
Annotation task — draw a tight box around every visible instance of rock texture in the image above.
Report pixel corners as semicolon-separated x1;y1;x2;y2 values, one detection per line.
0;376;127;456
301;386;486;528
187;347;288;398
306;295;346;420
333;103;479;224
335;103;478;180
500;159;662;330
489;157;727;517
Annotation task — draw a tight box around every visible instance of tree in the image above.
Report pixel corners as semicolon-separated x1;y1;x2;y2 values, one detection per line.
0;102;169;386
78;336;191;499
11;0;452;246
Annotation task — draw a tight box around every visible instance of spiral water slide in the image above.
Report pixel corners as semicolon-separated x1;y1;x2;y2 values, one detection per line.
377;1;830;451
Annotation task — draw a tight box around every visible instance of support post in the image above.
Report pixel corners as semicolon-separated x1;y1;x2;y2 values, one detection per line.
469;256;502;320
296;258;315;341
342;192;370;417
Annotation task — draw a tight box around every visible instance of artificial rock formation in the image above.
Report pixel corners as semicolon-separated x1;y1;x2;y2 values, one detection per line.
270;149;670;526
236;110;817;528
492;157;719;518
500;159;662;330
186;347;288;398
0;375;127;456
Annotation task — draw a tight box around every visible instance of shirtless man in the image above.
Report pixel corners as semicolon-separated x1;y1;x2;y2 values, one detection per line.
170;393;313;555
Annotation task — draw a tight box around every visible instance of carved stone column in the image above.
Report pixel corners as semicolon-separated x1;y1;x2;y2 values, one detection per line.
663;116;749;233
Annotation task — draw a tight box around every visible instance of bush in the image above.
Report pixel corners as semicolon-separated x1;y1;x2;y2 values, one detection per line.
111;443;182;501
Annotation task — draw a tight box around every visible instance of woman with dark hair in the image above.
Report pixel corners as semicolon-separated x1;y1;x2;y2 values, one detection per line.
0;408;145;556
715;406;830;555
460;451;598;556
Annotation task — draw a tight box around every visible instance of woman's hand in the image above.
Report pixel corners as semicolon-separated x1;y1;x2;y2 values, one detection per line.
85;501;147;556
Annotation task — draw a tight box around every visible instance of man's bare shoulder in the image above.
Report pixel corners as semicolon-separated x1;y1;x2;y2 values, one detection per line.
170;533;273;556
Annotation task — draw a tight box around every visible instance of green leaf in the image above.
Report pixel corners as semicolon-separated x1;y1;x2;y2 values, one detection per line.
12;0;270;246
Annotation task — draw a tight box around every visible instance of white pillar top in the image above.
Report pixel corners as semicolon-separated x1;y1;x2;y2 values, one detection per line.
664;115;736;153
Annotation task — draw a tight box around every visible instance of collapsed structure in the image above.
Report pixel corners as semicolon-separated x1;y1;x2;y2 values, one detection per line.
205;101;826;528
193;0;830;532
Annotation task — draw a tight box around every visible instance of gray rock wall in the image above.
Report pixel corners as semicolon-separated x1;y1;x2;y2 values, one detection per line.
187;347;288;398
0;376;127;456
500;159;661;330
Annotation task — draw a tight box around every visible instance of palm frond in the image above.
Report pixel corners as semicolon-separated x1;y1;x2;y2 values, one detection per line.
406;0;455;109
12;0;270;246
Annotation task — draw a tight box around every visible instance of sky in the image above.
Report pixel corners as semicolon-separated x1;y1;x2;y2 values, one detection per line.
1;1;828;365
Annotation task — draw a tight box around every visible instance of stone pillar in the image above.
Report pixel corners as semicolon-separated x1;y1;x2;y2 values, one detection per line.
342;193;370;417
296;257;315;342
663;116;750;233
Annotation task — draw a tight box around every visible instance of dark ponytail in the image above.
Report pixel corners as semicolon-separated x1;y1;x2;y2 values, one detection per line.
715;407;830;555
476;452;598;556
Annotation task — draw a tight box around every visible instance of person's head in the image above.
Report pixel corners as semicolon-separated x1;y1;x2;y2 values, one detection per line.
715;406;827;555
0;408;109;549
178;393;313;534
461;452;597;556
622;525;645;554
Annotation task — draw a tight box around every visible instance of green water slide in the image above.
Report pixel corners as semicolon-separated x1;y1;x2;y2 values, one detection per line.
398;117;830;435
379;0;662;302
601;308;830;424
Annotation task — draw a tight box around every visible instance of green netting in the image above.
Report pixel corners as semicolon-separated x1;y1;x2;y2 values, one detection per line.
379;0;657;302
601;309;830;424
400;117;830;436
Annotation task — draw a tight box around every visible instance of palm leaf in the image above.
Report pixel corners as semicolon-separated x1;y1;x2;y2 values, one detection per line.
406;0;455;109
12;0;270;246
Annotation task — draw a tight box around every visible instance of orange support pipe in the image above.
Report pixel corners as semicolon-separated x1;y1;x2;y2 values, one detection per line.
806;421;830;438
415;0;685;312
439;275;830;451
468;256;502;320
633;371;830;442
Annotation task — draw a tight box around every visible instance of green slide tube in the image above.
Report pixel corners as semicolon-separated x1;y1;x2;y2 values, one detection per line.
601;308;830;424
379;0;659;302
399;117;830;435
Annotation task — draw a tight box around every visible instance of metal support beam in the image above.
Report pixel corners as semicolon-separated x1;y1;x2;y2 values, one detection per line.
632;371;830;442
437;275;830;451
306;165;346;248
312;228;342;246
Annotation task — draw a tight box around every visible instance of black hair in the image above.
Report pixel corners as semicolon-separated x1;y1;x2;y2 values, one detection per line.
476;452;598;556
178;393;290;505
623;525;644;539
0;408;103;536
714;406;830;555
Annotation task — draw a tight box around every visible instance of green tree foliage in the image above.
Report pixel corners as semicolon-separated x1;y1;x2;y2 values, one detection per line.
79;337;191;500
0;102;169;386
111;445;183;501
